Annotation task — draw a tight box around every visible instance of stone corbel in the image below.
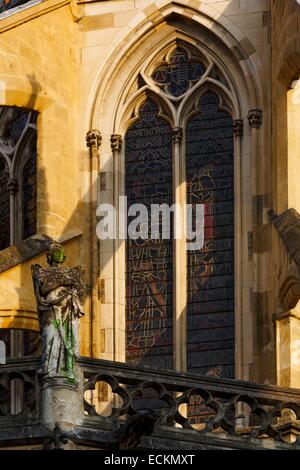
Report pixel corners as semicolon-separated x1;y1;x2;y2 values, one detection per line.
86;129;102;150
248;110;263;129
233;119;244;137
270;208;300;312
270;208;300;387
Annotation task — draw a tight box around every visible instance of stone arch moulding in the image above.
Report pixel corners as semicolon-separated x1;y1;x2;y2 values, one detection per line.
90;3;264;379
87;0;263;132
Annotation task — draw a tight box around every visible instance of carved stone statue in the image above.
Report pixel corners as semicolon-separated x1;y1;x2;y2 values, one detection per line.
32;243;84;385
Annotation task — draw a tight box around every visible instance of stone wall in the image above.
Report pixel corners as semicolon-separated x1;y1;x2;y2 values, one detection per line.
0;2;85;342
77;0;274;384
0;0;283;386
271;0;300;388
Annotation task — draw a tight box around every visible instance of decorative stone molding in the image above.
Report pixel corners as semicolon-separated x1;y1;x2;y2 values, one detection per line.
0;233;53;274
86;129;102;149
0;231;82;275
172;126;183;144
269;208;300;269
269;208;300;310
279;276;300;311
110;134;122;152
233;119;244;137
273;305;300;322
248;109;263;129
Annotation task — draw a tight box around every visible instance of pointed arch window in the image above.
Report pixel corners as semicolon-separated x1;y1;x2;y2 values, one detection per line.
0;106;37;250
123;44;235;378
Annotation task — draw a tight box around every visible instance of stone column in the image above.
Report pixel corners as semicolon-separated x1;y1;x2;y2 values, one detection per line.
275;305;300;388
86;129;102;358
110;134;124;363
233;119;244;382
8;177;24;413
172;126;186;372
8;177;18;245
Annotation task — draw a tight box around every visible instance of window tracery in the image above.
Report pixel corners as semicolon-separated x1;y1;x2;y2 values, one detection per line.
0;106;37;250
152;47;207;97
122;43;235;377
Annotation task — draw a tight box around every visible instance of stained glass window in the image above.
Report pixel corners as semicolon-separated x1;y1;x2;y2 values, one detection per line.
22;136;37;240
3;108;29;146
186;91;235;379
0;106;37;248
152;48;206;97
0;0;33;14
125;100;173;369
0;158;10;251
125;47;236;378
0;106;38;359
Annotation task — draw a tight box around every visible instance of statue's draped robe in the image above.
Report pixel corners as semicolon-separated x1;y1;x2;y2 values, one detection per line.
32;265;84;381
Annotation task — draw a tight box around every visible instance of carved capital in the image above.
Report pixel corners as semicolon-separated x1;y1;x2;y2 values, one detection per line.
172;126;183;144
110;134;122;152
8;178;18;194
248;109;263;129
233;119;244;137
86;129;102;149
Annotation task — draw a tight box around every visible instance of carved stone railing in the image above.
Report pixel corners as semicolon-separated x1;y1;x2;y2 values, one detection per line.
79;357;300;448
0;357;300;449
0;357;39;420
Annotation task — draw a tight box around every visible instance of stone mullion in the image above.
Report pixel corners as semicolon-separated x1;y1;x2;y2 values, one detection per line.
233;119;244;381
86;130;102;358
7;177;24;414
8;177;18;246
110;134;124;363
248;110;269;383
172;127;187;372
248;110;263;295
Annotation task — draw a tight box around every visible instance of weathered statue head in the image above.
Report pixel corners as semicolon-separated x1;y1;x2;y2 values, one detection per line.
47;243;66;267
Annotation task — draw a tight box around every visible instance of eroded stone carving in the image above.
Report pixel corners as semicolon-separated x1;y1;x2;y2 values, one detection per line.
269;209;300;312
32;243;84;385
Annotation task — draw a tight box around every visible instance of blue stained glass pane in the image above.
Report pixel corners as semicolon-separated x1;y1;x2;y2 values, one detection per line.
3;108;29;146
186;91;235;380
0;158;10;251
152;48;206;97
22;136;37;240
125;100;174;370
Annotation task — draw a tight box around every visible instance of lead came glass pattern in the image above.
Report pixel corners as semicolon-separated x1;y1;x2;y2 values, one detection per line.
186;91;235;379
0;158;10;250
125;100;173;369
22;136;37;240
3;108;29;146
0;106;37;249
152;48;206;97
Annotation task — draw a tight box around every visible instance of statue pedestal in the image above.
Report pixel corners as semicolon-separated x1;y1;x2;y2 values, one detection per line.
39;367;84;449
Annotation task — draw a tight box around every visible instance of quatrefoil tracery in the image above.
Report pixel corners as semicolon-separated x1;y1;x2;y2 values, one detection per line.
151;47;207;98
